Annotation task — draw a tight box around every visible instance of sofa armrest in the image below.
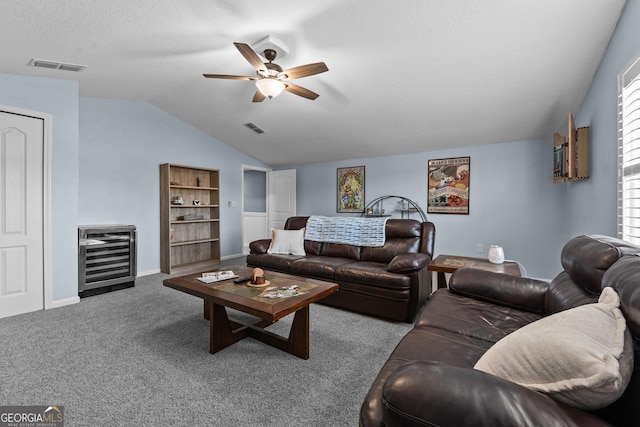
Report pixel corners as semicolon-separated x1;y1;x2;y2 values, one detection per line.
387;253;431;273
449;268;550;315
249;239;271;254
382;361;609;427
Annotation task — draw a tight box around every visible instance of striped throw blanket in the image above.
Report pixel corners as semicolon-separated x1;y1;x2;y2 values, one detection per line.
305;215;388;247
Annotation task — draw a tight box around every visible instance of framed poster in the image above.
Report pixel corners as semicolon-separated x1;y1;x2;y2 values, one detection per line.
337;166;365;213
428;157;470;214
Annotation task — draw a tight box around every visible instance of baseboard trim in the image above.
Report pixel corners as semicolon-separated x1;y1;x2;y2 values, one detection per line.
137;268;161;277
50;296;80;309
221;253;244;260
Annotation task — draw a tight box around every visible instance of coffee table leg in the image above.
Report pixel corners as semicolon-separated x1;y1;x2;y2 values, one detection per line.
207;301;311;359
247;306;310;360
209;302;247;354
286;306;310;359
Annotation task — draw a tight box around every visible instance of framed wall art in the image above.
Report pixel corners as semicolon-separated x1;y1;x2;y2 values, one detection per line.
427;157;470;214
337;166;365;213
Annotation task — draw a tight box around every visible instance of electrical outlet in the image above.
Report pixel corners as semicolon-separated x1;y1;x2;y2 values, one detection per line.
476;243;484;253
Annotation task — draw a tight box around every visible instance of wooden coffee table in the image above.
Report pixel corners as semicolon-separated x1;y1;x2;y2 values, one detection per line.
163;265;338;359
428;255;522;289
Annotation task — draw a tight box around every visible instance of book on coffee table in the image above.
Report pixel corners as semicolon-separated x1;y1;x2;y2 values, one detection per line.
259;285;306;298
196;271;238;283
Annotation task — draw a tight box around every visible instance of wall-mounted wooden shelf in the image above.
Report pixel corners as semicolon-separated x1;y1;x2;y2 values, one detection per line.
553;112;589;183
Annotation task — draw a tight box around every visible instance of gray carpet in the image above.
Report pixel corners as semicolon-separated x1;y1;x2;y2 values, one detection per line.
0;273;413;427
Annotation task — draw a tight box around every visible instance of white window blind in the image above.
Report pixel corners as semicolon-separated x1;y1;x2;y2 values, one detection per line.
618;53;640;245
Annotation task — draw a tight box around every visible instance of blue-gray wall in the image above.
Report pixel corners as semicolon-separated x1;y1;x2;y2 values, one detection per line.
570;0;640;237
0;73;79;302
78;98;268;274
243;170;267;212
294;139;565;279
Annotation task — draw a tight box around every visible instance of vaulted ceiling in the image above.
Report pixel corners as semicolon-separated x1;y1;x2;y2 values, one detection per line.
1;0;627;166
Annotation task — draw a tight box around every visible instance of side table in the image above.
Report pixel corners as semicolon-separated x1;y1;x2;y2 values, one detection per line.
428;254;522;290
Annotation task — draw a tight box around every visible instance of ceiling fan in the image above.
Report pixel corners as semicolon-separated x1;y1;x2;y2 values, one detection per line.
203;41;329;102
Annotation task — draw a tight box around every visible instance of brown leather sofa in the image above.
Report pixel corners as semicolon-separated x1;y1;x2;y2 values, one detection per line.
360;234;640;427
246;216;436;322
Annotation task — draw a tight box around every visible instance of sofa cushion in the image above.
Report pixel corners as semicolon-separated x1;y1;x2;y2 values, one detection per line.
267;228;306;255
360;220;422;263
474;287;634;410
320;242;361;260
415;291;542;345
335;262;410;290
246;253;306;272
560;234;640;294
290;256;354;280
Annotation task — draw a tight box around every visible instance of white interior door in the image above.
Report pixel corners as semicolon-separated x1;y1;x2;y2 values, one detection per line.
0;110;44;318
268;169;296;230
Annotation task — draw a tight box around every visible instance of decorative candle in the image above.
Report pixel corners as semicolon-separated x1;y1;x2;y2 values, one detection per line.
488;245;505;264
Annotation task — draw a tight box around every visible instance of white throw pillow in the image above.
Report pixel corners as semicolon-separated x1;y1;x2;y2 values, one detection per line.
474;287;633;410
267;228;306;256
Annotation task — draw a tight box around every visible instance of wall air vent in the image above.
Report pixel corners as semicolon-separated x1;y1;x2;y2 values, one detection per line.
244;122;265;134
28;58;87;72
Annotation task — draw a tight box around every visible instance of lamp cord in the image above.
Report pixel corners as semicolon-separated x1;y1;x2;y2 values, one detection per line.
505;259;527;277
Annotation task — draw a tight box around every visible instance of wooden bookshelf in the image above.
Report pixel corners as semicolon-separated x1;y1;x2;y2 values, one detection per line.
160;163;220;274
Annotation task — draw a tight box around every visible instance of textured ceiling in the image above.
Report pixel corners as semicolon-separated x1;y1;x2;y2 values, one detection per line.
0;0;627;166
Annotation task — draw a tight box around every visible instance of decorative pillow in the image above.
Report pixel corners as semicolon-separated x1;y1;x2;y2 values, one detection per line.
474;287;633;410
267;228;306;256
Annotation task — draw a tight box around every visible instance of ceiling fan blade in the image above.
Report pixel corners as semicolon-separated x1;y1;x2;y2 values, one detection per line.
284;82;320;100
253;90;266;103
280;62;328;80
203;74;256;80
234;42;267;72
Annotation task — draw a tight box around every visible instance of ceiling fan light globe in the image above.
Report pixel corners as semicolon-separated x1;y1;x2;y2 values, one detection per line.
256;78;285;98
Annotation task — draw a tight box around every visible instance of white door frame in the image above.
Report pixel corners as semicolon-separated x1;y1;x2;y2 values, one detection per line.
1;104;53;310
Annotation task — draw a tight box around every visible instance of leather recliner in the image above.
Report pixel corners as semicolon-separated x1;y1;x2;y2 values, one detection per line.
360;234;640;426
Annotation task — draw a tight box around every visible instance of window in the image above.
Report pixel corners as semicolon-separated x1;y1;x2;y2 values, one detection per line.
618;53;640;244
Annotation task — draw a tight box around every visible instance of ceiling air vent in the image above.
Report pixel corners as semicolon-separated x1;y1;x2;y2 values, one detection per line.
244;122;265;134
28;58;86;72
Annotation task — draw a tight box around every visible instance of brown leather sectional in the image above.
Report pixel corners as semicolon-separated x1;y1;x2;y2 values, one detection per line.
246;216;436;322
360;234;640;427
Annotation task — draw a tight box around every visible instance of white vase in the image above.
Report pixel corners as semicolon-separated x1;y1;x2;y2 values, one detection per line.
488;245;505;264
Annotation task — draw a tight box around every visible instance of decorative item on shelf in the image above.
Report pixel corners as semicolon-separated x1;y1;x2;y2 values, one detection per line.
176;214;204;221
196;177;201;187
248;267;270;287
193;200;201;205
366;207;373;215
487;245;505;264
171;195;184;205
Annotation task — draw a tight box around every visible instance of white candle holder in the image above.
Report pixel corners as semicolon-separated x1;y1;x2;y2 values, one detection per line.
488;245;505;264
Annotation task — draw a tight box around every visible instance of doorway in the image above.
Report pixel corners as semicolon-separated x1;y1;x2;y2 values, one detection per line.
241;166;296;255
242;167;268;254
